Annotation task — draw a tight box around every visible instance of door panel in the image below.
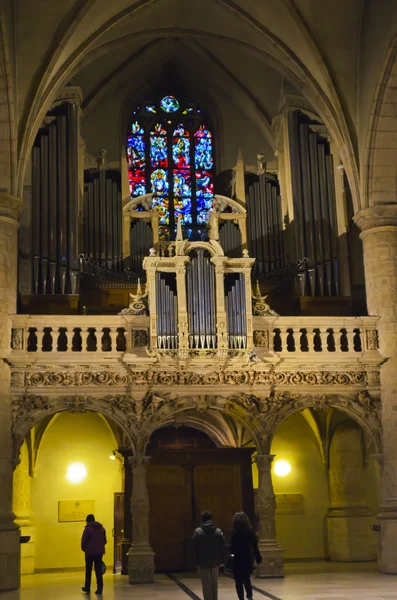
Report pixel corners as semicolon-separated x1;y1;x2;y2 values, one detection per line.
193;464;242;544
113;492;124;574
148;465;189;571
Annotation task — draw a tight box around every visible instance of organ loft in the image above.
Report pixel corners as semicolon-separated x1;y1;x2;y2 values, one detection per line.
1;2;397;585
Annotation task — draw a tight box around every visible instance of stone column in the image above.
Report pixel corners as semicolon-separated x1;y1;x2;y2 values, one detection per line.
355;204;397;573
127;456;155;584
0;192;23;591
255;454;284;577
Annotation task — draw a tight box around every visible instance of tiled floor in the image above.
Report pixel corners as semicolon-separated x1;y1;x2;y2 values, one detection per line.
2;570;397;600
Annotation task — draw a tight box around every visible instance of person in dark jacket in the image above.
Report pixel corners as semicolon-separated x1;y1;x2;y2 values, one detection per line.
229;512;262;600
81;514;107;595
192;511;226;600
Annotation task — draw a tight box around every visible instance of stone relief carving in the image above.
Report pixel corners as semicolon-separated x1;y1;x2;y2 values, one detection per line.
15;367;371;388
11;328;24;350
132;329;149;347
254;330;270;347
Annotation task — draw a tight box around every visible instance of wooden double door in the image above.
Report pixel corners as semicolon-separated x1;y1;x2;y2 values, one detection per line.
147;449;254;572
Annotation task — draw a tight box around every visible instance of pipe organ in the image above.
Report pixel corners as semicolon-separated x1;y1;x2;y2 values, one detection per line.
130;220;153;274
288;110;339;296
83;165;122;270
186;250;216;349
225;273;247;349
246;174;284;277
219;221;242;258
156;272;178;349
144;240;254;356
31;101;80;294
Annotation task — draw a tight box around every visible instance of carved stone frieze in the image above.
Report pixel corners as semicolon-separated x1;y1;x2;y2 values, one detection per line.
13;366;372;388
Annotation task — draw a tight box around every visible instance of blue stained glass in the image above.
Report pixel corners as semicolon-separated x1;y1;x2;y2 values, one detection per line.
160;95;180;113
172;136;190;168
150;135;168;169
196;171;213;197
127;136;145;169
195;133;213;171
173;171;191;197
151;169;169;196
131;121;144;134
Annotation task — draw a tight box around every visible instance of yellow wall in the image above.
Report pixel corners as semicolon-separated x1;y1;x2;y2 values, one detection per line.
252;412;329;560
31;412;122;571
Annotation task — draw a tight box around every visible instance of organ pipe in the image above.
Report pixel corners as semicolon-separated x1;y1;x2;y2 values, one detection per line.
288;110;340;296
225;273;247;349
31;102;80;295
246;173;284;277
83;168;122;271
219;221;242;257
186;250;216;349
155;272;178;349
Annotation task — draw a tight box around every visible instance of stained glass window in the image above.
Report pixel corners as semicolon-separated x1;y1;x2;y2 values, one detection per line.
127;95;214;240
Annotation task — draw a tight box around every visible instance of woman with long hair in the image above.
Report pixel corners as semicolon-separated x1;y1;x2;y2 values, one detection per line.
229;512;262;600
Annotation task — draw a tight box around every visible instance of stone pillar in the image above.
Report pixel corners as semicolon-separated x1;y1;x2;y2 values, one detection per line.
0;192;23;591
355;204;397;573
127;456;155;584
255;454;284;577
326;425;376;561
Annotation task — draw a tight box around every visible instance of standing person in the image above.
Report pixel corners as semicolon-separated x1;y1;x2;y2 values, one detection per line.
230;512;262;600
192;510;226;600
81;514;107;595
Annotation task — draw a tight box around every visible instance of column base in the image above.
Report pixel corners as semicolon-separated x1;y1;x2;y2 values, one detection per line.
127;545;155;583
377;512;397;574
0;517;20;591
255;541;284;578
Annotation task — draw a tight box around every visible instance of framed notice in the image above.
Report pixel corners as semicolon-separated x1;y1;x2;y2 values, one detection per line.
58;500;95;523
275;494;304;515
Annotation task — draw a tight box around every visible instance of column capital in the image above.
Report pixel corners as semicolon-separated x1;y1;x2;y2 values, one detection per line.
255;454;275;470
354;204;397;234
129;455;150;469
0;192;23;224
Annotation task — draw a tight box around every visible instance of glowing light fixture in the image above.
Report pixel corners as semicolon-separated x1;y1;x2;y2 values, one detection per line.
66;462;87;484
109;454;116;461
274;459;291;477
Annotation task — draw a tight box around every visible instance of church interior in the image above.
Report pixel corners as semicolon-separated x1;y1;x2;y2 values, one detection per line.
1;1;397;598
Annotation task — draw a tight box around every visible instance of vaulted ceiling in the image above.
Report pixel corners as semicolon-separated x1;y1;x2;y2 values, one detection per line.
4;0;397;200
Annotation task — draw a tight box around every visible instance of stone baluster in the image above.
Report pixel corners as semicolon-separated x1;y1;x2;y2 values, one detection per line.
354;205;397;573
66;328;74;352
295;329;303;353
80;327;89;352
279;328;288;353
35;327;44;352
110;327;119;353
0;192;23;591
127;456;155;584
306;327;315;352
255;454;284;578
346;326;356;354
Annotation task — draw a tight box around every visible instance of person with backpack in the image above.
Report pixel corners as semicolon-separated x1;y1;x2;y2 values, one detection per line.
192;510;226;600
229;512;262;600
81;514;107;595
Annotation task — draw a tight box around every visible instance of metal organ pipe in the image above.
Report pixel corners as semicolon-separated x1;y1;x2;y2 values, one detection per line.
186;251;216;349
246;174;284;279
225;274;247;349
288;109;340;296
31;102;80;295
